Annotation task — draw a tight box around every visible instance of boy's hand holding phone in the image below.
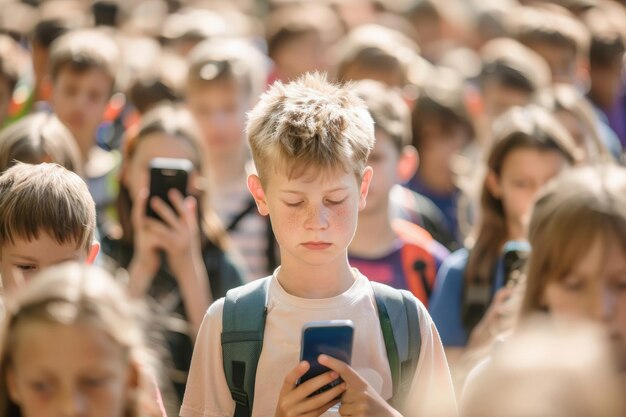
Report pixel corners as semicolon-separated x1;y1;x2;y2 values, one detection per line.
275;320;399;417
319;355;402;417
275;361;347;417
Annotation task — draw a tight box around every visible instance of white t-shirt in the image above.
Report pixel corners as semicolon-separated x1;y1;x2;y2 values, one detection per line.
181;270;457;417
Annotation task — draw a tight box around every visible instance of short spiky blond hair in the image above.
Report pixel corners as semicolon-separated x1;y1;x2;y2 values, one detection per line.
246;73;375;184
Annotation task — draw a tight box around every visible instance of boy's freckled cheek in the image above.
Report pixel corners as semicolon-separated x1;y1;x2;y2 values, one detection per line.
334;205;349;220
280;210;302;232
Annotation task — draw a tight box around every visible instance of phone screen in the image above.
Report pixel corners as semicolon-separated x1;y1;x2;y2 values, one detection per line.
298;321;354;396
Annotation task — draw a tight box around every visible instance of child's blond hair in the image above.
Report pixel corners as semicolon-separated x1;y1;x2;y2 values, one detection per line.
49;28;120;89
0;162;95;251
351;79;411;151
186;38;268;102
511;5;590;57
246;72;375;184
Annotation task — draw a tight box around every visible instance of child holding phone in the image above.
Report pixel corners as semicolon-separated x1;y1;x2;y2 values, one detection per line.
429;105;582;360
100;104;244;411
0;262;165;417
181;74;456;417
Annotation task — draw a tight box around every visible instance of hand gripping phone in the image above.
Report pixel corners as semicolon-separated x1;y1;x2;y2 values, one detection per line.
146;157;193;221
297;320;354;397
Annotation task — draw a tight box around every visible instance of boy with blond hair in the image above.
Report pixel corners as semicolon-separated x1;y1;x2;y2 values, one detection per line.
48;28;121;227
0;162;98;294
186;38;275;282
181;73;456;417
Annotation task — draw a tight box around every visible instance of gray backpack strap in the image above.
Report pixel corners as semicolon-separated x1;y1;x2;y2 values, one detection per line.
371;282;422;410
221;277;271;417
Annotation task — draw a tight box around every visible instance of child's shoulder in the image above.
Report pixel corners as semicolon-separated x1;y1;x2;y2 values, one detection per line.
441;247;470;274
207;276;273;319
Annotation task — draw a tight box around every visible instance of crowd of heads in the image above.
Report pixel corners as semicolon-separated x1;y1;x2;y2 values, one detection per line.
0;0;624;415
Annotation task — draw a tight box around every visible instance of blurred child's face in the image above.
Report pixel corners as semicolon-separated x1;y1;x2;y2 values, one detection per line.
526;41;577;85
51;66;112;152
7;321;136;417
482;81;532;123
0;233;97;294
123;132;198;201
589;58;624;109
544;235;626;371
248;166;372;267
0;75;12;126
554;110;595;163
360;131;400;215
186;79;248;160
489;148;568;239
273;32;330;82
418;120;468;189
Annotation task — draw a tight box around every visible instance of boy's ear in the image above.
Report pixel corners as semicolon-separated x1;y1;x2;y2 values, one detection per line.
127;360;140;390
86;242;100;265
485;170;502;199
247;174;269;216
397;145;419;183
358;167;374;210
125;360;141;411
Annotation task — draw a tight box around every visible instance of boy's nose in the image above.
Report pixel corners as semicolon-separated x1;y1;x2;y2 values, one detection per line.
58;390;86;417
304;204;329;230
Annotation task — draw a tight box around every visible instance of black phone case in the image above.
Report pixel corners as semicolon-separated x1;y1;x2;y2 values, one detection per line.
146;159;191;221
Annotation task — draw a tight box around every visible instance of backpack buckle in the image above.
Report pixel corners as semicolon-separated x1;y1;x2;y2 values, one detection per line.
231;390;249;407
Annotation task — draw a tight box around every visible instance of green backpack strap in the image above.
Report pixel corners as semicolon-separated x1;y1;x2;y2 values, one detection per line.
221;277;271;417
371;282;422;411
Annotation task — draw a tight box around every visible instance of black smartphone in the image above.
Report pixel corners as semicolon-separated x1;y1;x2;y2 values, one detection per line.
502;240;531;287
146;157;193;221
297;320;354;397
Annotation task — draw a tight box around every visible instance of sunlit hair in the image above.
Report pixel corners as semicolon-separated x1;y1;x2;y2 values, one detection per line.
0;112;82;176
335;24;419;87
522;164;626;315
0;262;160;417
464;105;581;327
480;37;551;93
0;162;94;251
537;83;613;164
49;28;120;90
351;79;411;151
117;104;229;251
246;72;375;185
510;5;590;57
186;38;268;103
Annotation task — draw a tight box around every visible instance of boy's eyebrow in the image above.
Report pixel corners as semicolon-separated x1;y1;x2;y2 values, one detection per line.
11;254;39;262
280;186;350;194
